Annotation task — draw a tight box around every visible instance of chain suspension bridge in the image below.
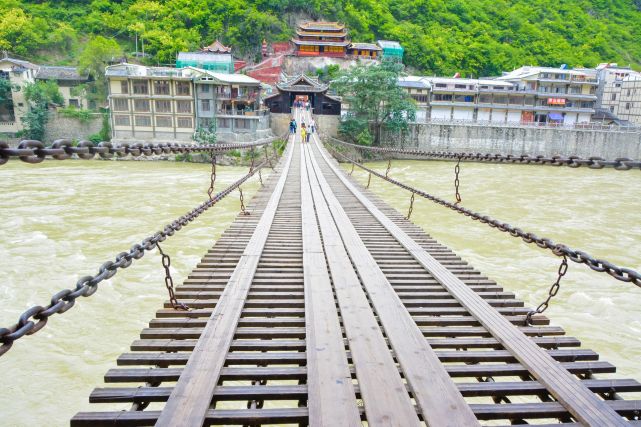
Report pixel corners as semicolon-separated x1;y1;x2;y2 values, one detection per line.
1;109;641;426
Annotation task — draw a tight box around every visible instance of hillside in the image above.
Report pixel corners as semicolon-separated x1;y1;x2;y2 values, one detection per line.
2;0;641;76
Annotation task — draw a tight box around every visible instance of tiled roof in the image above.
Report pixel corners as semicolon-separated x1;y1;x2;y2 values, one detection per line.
36;66;89;81
202;40;231;53
291;39;350;47
349;43;381;51
299;21;345;31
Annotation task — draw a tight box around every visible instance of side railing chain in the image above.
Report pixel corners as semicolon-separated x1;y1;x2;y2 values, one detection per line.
327;136;641;170
0;153;278;357
0;137;276;166
325;140;641;290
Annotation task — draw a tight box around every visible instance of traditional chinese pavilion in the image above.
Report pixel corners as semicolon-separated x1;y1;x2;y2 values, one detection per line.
292;22;350;57
264;74;341;115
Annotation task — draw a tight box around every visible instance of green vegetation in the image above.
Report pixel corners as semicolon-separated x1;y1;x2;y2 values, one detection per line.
332;62;416;145
193;122;217;145
58;106;93;122
20;80;63;140
3;0;641;76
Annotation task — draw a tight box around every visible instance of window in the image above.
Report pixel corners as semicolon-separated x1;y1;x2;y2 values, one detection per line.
627;89;632;96
454;84;466;89
218;118;231;128
177;117;193;128
114;115;130;126
132;80;149;94
611;93;617;101
235;119;251;129
135;115;152;126
433;94;452;101
134;99;150;112
113;98;129;111
69;99;79;107
156;116;173;128
155;100;172;113
199;118;213;127
154;80;170;95
626;102;632;110
176;82;190;96
201;99;211;111
200;85;210;93
120;81;129;94
176;100;191;113
610;106;615;113
435;83;447;88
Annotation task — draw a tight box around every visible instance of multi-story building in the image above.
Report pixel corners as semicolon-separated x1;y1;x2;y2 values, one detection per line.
194;72;266;135
589;63;641;125
399;76;531;123
0;56;90;136
497;66;597;124
106;63;268;143
292;21;351;57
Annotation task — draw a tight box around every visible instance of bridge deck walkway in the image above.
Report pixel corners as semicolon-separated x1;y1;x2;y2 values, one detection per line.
72;110;641;426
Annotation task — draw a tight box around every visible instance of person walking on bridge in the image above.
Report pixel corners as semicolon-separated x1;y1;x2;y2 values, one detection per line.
289;117;297;135
300;124;307;144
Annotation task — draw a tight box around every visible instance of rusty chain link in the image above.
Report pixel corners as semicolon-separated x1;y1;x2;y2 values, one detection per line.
208;154;217;200
327;136;641;170
349;162;355;176
406;192;416;220
385;158;392;177
0;155;276;357
525;256;568;325
366;172;372;189
454;156;462;204
239;187;249;215
0;137;276;166
156;243;189;311
325;141;641;288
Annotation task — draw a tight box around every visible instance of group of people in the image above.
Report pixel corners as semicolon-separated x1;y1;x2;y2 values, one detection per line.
294;100;311;111
289;116;316;143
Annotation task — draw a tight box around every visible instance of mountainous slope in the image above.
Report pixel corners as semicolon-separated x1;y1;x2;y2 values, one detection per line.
2;0;641;76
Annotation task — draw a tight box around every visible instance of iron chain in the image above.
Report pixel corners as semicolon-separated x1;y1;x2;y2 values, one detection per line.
0;137;276;166
208;154;217;200
327;136;641;171
454;156;462;204
406;192;416;220
0;157;274;357
525;256;568;325
325;141;641;288
156;243;189;311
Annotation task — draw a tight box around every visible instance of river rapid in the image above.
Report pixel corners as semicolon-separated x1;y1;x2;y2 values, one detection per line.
0;157;640;426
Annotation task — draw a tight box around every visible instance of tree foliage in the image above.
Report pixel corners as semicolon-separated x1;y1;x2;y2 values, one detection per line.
78;36;123;106
21;81;63;141
3;0;641;76
332;62;416;145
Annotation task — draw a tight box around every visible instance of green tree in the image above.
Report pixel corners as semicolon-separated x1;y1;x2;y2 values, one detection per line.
193;120;217;145
78;36;123;107
21;81;64;141
332;62;416;146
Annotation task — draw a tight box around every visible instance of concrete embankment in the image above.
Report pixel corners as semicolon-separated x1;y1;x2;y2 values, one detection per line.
382;123;641;159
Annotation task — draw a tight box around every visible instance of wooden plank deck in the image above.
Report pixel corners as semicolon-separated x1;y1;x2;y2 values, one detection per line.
72;111;641;426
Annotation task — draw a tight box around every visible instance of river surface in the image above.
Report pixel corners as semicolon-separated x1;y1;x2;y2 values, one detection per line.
1;157;640;426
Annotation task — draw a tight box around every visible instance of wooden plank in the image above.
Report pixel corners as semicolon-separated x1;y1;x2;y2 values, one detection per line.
155;139;295;427
299;141;361;426
304;143;480;426
312;135;629;426
302;144;422;426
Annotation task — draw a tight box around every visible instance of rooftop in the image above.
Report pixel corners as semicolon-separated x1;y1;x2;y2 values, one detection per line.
36;66;89;81
498;66;590;80
105;63;199;78
177;52;234;64
197;71;261;85
299;21;345;31
349;43;381;51
202;40;231;54
0;57;38;70
377;40;403;50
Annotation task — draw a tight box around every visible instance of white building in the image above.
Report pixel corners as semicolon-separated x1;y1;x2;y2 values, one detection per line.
497;66;597;125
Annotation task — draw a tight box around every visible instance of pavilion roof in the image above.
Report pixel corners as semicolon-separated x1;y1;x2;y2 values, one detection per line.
349;43;382;51
276;73;329;93
298;21;345;31
291;39;350;47
202;40;232;53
